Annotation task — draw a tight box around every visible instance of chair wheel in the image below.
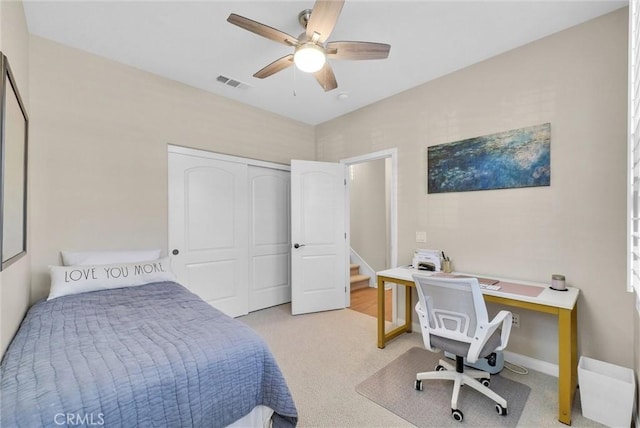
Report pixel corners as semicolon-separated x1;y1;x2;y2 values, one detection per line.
451;408;464;422
414;379;423;391
495;403;508;416
480;378;490;387
435;364;446;371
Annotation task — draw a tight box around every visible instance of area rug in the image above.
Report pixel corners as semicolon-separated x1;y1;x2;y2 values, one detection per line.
356;347;530;427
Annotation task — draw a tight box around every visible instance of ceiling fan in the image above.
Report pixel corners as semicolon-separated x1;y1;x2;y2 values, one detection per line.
227;0;391;92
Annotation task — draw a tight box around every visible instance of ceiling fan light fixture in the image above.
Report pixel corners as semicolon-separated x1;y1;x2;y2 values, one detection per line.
293;43;326;73
227;2;390;92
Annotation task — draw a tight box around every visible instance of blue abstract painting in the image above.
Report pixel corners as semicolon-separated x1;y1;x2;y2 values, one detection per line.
427;123;550;193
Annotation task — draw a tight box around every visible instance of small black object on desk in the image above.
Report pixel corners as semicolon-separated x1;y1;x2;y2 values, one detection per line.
418;262;435;271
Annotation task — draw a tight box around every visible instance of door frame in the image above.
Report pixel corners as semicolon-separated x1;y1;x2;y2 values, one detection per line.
341;149;398;321
340;148;398;270
168;145;291;172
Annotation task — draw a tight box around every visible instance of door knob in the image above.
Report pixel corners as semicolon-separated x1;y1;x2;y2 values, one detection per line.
172;249;179;255
293;243;306;249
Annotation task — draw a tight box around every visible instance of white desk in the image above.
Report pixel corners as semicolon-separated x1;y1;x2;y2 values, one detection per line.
376;267;579;425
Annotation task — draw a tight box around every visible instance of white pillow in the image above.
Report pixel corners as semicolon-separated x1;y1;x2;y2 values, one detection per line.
48;256;176;301
61;249;162;266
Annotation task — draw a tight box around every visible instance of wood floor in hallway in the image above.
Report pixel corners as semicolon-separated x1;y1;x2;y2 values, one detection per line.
349;287;392;321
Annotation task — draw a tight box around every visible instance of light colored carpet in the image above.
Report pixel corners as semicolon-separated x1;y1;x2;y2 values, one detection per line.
239;304;605;427
356;347;530;427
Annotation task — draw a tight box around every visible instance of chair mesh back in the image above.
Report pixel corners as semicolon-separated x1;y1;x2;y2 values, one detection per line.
414;276;488;342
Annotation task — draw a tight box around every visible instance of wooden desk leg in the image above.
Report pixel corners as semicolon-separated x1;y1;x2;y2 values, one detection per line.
558;306;578;425
404;283;412;333
377;276;386;349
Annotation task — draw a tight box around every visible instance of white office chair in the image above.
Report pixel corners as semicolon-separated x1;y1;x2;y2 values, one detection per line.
412;274;513;422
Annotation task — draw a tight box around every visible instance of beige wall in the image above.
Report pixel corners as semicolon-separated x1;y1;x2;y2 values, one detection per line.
0;0;30;356
28;36;315;302
317;8;631;367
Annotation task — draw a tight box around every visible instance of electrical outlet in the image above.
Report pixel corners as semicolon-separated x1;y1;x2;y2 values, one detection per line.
512;313;520;328
416;231;427;243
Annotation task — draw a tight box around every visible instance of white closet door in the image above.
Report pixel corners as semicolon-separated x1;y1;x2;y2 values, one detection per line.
168;152;249;317
248;167;291;311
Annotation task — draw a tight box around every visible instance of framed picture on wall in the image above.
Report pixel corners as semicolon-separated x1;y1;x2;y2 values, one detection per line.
0;52;29;270
427;123;551;194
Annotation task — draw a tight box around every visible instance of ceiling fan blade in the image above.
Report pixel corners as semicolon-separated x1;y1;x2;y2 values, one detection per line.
227;13;298;47
253;54;294;79
326;41;391;60
313;62;338;92
306;0;345;43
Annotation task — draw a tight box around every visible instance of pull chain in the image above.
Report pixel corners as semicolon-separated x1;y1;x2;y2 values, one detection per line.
293;66;297;97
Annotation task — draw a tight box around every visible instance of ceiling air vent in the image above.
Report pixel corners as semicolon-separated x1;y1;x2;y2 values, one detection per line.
216;75;248;89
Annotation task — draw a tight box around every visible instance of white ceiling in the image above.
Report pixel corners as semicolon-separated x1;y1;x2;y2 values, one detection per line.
23;1;627;125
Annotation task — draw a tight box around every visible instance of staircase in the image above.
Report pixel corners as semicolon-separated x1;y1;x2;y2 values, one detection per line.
350;263;371;291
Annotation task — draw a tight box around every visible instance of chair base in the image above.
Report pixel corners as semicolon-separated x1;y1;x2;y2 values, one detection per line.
416;357;508;416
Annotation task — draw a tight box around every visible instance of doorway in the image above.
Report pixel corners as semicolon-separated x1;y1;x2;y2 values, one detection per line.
341;149;398;320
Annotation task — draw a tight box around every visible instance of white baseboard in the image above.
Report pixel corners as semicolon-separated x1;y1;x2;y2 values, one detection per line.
503;351;558;377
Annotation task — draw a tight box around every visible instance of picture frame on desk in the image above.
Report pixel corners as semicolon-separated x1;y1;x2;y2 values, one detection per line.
0;52;29;270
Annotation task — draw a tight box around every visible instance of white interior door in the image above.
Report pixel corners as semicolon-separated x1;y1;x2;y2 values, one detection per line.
168;152;249;317
291;160;348;315
248;166;291;311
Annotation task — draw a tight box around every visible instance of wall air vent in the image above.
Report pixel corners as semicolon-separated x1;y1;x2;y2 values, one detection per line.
216;75;249;89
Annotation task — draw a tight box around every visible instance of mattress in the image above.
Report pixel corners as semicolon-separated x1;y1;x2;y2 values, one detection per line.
0;281;297;427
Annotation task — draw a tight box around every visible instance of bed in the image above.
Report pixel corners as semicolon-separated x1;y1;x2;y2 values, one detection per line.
0;281;298;427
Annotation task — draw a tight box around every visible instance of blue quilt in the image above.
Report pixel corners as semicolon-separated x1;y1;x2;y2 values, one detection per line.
1;282;297;427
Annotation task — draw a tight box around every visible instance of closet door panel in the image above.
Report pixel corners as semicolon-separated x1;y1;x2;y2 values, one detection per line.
186;168;236;250
252;253;289;289
186;259;238;302
169;152;249;317
248;167;291;311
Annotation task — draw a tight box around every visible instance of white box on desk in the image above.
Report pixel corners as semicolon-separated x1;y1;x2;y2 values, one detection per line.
578;356;635;427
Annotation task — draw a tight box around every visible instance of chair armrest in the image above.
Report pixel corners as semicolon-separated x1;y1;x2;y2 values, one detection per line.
415;301;439;353
491;310;512;351
467;310;512;362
